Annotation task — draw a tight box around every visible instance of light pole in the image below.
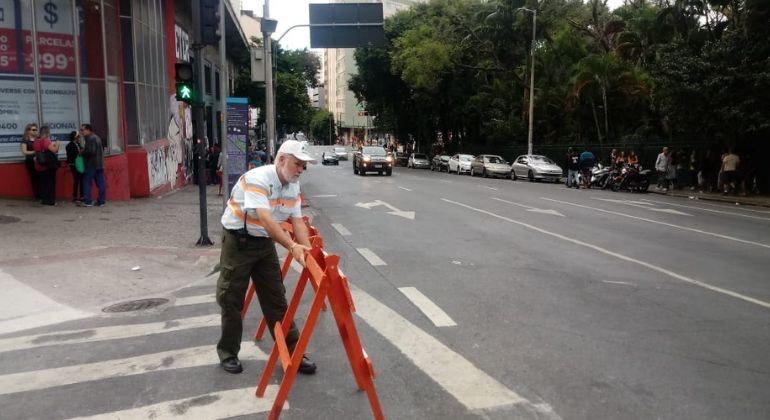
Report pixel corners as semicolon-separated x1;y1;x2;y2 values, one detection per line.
261;2;278;162
518;7;536;156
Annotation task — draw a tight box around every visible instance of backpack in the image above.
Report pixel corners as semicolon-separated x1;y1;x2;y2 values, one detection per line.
34;139;59;170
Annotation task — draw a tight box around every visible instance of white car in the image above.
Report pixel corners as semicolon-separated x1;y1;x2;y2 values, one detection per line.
333;146;348;160
511;154;563;182
448;154;474;174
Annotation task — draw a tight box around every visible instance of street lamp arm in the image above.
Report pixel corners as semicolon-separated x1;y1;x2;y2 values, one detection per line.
274;24;310;44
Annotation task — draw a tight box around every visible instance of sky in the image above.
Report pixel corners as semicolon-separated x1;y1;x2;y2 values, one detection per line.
242;0;627;51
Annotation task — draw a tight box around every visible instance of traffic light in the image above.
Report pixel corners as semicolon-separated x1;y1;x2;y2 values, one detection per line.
175;62;195;104
200;0;221;46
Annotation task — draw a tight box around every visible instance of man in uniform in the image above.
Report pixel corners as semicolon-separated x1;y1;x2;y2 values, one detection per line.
216;140;317;374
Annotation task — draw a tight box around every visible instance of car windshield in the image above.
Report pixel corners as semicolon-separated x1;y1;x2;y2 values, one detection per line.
413;154;427;159
531;156;554;164
363;147;387;156
334;147;346;152
486;156;505;164
459;155;473;162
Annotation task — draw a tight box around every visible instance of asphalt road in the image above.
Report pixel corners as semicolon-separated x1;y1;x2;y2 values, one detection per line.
301;146;769;419
0;146;768;420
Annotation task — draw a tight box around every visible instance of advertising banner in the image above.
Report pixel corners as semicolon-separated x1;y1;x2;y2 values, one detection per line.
226;97;249;196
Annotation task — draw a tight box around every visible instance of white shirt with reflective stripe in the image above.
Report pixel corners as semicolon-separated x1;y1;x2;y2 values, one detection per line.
221;165;302;237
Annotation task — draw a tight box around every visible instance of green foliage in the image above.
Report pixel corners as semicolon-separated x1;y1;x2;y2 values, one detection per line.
310;110;335;145
350;0;768;166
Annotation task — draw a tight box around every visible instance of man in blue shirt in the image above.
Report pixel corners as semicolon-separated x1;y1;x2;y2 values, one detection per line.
578;150;596;188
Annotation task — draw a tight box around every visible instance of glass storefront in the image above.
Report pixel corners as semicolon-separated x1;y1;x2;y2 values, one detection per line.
0;0;133;161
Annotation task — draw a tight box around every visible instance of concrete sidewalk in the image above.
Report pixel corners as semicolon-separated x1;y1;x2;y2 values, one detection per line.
649;188;770;208
0;185;225;333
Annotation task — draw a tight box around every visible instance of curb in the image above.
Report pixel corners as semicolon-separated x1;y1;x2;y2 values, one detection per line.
648;189;770;209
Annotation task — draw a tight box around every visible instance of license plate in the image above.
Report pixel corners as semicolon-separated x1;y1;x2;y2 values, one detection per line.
374;164;382;168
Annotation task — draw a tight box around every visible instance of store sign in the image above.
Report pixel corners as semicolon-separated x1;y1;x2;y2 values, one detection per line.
175;25;190;61
226;97;249;195
0;0;86;160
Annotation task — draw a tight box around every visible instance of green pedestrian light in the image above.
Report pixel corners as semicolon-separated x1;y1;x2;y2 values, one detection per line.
176;82;195;104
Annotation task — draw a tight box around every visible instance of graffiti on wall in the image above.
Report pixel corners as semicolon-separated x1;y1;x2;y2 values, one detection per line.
147;96;193;191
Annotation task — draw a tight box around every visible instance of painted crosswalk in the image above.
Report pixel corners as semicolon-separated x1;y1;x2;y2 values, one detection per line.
0;279;555;419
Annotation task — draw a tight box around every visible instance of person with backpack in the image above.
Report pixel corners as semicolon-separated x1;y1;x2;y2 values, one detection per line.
65;131;84;203
78;123;106;207
20;123;42;200
33;126;60;206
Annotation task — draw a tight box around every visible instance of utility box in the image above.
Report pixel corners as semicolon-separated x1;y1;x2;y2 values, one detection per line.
251;47;265;83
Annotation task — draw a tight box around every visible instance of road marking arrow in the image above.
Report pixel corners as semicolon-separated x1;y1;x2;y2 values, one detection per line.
592;197;692;216
491;197;565;217
355;200;416;220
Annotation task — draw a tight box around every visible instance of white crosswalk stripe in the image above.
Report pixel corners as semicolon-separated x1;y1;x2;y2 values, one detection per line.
66;386;286;420
0;342;264;395
0;314;219;354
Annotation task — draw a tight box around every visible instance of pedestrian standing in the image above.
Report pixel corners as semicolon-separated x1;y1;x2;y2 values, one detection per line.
65;131;84;203
33;126;60;206
78;124;107;207
20;123;40;200
655;146;669;190
721;149;740;195
216;139;318;375
578;149;596;189
565;148;580;188
627;150;639;166
665;148;677;192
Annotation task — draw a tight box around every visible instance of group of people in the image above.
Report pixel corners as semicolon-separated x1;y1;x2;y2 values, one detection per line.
565;148;597;188
20;123;106;206
654;147;754;195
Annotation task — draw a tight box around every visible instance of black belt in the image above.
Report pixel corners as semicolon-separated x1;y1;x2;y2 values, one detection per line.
224;229;271;241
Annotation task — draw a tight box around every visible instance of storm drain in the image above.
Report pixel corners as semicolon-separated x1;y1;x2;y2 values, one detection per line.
0;215;21;224
102;298;169;313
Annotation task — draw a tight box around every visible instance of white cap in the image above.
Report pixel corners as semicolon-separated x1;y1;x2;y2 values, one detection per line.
277;140;317;164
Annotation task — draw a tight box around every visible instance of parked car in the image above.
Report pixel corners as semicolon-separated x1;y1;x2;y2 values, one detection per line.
469;155;511;178
448;154;475;175
321;151;339;165
407;153;431;169
431;155;450;172
511;154;563;182
333;146;348;160
353;146;393;176
395;152;409;167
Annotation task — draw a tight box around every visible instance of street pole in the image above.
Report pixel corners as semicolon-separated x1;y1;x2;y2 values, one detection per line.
193;0;213;246
520;7;537;156
263;1;276;162
219;0;228;208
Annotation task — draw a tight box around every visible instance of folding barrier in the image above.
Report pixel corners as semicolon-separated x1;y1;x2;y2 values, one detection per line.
241;217;384;419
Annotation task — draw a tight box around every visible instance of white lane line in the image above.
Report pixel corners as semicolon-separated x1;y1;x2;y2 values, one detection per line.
398;186;413;191
540;197;770;249
174;294;214;307
398;287;457;327
0;314;219;354
356;248;387;266
639;198;770;221
350;285;551;414
0;342;264;395
603;280;636;286
311;194;338;198
443;198;770;310
331;223;352;236
68;386;285;420
491;197;565;217
483;186;498;191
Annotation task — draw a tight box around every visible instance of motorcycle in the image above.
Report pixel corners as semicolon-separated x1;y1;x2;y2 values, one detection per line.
590;163;614;189
611;164;651;193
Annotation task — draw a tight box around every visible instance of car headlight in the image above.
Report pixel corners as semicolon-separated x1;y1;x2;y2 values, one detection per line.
363;155;371;162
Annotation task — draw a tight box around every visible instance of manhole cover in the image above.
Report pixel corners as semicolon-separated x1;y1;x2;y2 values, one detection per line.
0;215;21;224
102;298;169;313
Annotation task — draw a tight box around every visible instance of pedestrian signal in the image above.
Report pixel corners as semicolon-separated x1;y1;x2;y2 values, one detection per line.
176;82;195;103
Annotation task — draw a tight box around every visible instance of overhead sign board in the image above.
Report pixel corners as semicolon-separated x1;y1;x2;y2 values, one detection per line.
309;3;385;48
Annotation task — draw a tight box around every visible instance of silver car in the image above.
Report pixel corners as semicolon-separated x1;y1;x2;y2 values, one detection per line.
448;154;474;174
407;153;431;169
511;154;563;182
469;155;511;178
333;146;348;160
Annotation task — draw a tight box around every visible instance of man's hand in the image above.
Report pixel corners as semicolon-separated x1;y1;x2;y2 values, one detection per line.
290;243;311;266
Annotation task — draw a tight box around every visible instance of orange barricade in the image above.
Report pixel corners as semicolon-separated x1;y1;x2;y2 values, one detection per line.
241;218;383;419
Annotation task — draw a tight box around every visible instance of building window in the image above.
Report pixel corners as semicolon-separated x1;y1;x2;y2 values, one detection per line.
204;64;212;95
215;70;220;100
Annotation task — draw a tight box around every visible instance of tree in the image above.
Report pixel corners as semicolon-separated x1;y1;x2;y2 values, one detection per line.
310;110;335;145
